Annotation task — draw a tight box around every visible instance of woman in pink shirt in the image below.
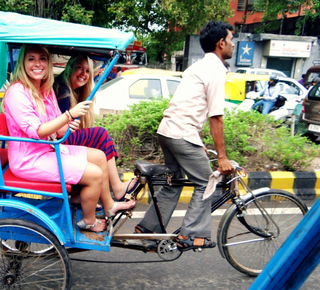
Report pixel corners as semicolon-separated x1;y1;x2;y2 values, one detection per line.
3;44;135;232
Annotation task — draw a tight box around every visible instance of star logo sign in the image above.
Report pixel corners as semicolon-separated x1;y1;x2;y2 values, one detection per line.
241;44;252;56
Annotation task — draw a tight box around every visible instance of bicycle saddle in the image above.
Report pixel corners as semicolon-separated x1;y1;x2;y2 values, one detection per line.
134;160;172;177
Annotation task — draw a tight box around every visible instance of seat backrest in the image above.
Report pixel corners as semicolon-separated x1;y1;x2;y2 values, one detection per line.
0;114;9;167
0;113;9;136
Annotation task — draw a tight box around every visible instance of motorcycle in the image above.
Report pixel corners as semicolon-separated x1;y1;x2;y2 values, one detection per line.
235;90;303;122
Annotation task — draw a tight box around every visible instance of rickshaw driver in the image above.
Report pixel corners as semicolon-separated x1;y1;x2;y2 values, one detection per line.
135;20;235;252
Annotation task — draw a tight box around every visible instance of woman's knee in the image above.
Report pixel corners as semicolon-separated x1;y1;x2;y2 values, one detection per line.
79;162;103;186
87;148;107;166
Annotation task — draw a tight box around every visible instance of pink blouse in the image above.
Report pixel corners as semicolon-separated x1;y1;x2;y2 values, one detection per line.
4;82;87;184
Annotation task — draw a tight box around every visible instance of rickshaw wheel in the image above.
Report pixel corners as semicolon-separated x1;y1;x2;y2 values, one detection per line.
0;218;72;290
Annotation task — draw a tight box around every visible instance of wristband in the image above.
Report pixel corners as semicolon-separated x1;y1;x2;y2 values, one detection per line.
68;110;75;119
66;110;74;120
65;111;72;122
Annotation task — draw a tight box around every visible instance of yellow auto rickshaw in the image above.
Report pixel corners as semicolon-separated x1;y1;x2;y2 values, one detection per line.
225;72;269;104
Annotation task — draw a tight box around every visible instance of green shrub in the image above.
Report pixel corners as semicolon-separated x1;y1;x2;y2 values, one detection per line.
96;99;319;171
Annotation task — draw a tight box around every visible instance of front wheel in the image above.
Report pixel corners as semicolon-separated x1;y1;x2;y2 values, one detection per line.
219;189;308;276
0;219;72;289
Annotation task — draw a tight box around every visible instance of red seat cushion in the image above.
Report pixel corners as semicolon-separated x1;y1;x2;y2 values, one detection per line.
0;113;71;194
3;167;72;193
0;148;8;168
0;114;9;136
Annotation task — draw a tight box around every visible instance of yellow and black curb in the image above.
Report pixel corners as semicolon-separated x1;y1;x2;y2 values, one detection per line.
121;171;320;204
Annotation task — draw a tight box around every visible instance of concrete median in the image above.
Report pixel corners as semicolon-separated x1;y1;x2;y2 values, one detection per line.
121;171;320;204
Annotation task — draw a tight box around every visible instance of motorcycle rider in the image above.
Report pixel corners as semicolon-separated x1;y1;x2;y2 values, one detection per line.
251;74;281;115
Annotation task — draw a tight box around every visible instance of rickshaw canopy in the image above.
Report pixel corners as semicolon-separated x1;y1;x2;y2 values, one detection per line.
0;11;135;87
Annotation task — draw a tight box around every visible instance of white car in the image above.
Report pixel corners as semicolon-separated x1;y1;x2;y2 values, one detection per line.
94;74;181;115
237;76;308;120
269;77;307;102
235;68;287;77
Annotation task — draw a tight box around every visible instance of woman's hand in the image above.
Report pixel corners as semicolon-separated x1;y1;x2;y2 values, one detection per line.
68;119;80;132
69;101;92;118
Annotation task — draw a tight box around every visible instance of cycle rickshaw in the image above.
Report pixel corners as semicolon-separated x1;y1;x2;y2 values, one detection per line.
0;12;308;289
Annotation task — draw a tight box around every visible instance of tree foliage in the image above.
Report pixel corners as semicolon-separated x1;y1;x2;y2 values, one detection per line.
106;0;233;61
0;0;94;23
0;0;233;62
252;0;320;35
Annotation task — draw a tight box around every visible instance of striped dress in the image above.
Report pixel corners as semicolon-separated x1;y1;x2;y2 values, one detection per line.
64;127;118;161
54;82;118;161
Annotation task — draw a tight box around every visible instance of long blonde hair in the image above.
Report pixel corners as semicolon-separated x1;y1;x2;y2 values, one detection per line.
55;54;95;128
9;44;55;116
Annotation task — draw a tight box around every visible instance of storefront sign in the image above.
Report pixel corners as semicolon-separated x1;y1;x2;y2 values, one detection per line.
265;40;311;58
236;41;255;66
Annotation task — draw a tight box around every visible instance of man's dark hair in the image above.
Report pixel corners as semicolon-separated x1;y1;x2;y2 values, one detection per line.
200;20;234;53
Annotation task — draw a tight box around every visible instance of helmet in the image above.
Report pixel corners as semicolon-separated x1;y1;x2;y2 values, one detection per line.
312;77;320;83
269;74;279;86
269;74;279;82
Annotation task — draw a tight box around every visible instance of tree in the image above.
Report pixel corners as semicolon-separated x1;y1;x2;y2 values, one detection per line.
0;0;233;62
0;0;93;24
105;0;233;61
252;0;320;36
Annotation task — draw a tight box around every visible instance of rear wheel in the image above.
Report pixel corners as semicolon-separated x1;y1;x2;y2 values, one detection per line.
220;190;308;276
0;219;72;289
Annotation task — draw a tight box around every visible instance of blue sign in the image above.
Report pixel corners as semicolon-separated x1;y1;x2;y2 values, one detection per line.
236;41;255;66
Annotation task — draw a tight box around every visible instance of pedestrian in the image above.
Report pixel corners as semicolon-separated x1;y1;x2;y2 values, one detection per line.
298;74;305;85
251;75;281;115
135;20;235;251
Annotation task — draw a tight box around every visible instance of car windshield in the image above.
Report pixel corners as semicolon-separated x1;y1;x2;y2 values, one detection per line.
308;83;320;100
277;81;301;95
307;72;320;83
167;80;180;96
235;69;247;73
100;77;123;89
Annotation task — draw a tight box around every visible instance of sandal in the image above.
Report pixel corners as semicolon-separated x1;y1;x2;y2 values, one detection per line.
117;177;140;201
105;200;136;218
175;234;216;252
134;224;154;234
77;218;106;232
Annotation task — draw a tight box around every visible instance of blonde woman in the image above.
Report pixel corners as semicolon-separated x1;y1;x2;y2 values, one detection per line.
3;45;135;232
54;55;139;201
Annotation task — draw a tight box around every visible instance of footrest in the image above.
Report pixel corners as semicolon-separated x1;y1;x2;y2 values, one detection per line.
71;208;112;251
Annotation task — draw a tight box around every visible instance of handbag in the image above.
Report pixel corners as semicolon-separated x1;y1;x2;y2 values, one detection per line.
274;95;287;107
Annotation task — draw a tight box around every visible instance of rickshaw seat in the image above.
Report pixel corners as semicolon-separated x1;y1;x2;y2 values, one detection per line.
3;166;71;193
0;113;71;194
0;148;8;168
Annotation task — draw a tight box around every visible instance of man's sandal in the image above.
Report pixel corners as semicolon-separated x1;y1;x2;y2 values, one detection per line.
134;224;154;234
77;219;105;232
175;234;216;252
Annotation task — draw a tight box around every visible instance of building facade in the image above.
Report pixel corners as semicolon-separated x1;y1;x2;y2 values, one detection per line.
181;1;319;79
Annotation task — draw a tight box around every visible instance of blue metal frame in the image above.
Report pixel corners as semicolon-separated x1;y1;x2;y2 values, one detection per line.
249;197;320;289
0;53;120;250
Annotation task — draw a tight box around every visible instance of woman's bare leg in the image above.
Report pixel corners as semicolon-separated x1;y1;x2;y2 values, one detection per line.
77;161;106;232
87;148;135;215
107;157;139;200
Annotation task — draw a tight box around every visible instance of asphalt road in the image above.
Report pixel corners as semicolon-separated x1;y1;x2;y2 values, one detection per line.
69;203;320;290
